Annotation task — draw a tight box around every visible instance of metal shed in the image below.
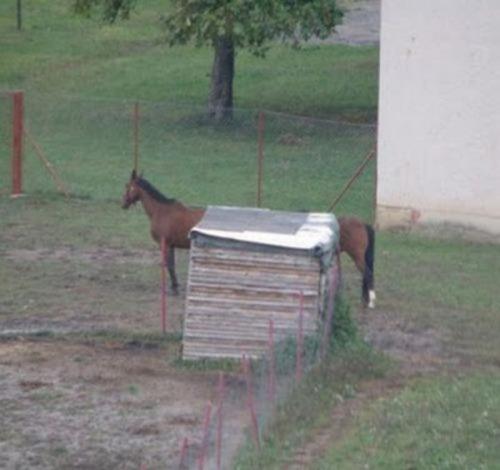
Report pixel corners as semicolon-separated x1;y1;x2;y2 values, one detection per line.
182;206;340;360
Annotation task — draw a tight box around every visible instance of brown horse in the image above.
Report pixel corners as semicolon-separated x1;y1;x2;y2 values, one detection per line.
338;216;376;309
122;171;375;305
121;170;205;293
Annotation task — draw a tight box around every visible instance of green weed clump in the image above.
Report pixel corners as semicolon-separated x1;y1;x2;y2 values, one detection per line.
330;293;358;349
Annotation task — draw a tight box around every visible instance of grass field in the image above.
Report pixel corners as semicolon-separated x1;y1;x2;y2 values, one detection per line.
0;1;378;117
316;374;500;469
1;1;499;469
1;0;378;220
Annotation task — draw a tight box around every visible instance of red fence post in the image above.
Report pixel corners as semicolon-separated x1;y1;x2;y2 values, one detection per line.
178;437;189;469
133;102;139;173
11;91;24;197
197;402;213;470
216;372;225;470
256;111;265;207
242;355;260;450
160;237;168;334
268;319;276;405
321;255;340;358
296;290;304;383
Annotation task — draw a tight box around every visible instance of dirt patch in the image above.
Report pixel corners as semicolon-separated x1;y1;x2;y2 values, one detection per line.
359;309;445;375
18;380;53;391
1;246;189;337
0;339;246;469
4;247;157;265
0;243;251;467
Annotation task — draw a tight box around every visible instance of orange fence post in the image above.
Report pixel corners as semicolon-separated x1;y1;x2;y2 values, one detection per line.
133;102;139;173
178;437;189;469
328;146;376;212
11;91;24;196
242;355;260;450
296;290;304;383
24;128;70;198
268;319;276;404
256;111;265;207
197;402;213;470
160;237;168;334
216;372;225;470
321;254;341;358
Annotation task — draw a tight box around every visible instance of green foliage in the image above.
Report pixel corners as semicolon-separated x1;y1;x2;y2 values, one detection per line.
269;335;320;376
330;293;358;349
174;356;239;372
71;0;343;54
253;293;358;380
163;0;344;55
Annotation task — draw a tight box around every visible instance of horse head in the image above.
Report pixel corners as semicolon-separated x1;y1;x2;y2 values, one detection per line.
122;170;142;209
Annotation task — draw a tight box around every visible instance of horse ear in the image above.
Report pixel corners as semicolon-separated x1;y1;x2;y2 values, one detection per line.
131;169;137;180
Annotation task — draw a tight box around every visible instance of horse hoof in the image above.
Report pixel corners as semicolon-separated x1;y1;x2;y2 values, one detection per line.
368;290;376;309
171;287;180;296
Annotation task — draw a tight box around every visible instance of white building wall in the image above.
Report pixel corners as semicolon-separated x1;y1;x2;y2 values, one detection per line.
377;0;500;234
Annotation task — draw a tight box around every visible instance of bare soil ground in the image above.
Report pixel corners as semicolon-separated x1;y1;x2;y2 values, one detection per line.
0;246;250;470
1;246;187;336
0;336;247;469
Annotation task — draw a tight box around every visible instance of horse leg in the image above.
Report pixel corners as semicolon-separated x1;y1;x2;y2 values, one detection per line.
355;262;375;309
363;224;376;309
362;265;376;309
362;266;376;309
166;245;179;295
353;257;368;308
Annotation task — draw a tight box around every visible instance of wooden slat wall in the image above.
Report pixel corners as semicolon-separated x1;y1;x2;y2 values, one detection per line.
183;246;322;360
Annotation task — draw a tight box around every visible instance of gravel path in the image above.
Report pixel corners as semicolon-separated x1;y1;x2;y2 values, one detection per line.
315;0;380;46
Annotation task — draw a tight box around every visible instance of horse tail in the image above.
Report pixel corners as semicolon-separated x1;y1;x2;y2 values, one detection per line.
362;224;375;305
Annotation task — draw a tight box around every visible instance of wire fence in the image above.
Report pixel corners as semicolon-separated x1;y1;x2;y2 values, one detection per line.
1;92;377;219
1;91;371;468
0;91;13;195
178;261;342;469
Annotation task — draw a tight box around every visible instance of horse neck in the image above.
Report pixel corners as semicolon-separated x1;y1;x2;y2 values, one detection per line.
138;188;176;221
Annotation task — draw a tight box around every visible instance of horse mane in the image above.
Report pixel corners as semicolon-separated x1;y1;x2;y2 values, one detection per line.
136;177;176;204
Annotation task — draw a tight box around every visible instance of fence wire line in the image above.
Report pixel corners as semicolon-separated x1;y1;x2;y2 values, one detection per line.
1;91;356;467
180;294;340;469
1;92;377;221
178;261;341;468
19;91;377;128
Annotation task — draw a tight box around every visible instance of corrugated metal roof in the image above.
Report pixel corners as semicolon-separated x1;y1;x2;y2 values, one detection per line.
190;206;339;254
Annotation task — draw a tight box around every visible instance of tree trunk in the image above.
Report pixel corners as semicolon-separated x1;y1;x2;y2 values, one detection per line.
208;36;235;121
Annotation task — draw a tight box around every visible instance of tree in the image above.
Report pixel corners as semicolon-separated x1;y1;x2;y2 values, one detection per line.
74;0;343;120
